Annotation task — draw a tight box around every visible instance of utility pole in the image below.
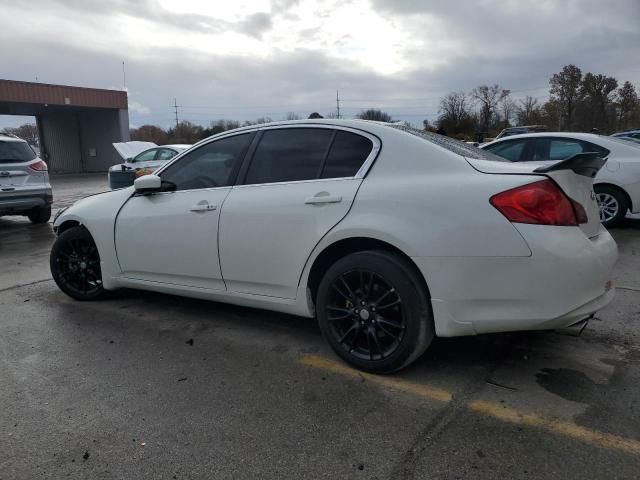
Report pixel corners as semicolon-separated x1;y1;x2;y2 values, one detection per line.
336;89;341;119
122;61;126;90
173;98;179;128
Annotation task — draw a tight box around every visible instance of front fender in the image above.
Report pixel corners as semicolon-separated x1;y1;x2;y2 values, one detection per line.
53;187;134;289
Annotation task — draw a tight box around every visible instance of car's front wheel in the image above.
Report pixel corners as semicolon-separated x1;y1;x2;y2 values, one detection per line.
595;185;628;228
316;250;434;373
50;226;108;300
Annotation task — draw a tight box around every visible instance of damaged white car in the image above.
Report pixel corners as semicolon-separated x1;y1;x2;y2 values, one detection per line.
108;142;190;189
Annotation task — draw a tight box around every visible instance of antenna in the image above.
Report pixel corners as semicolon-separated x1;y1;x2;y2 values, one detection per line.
336;89;341;119
122;61;126;90
173;98;180;127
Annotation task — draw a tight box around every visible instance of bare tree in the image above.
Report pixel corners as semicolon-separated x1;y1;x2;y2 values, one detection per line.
356;109;393;122
549;64;583;130
5;123;39;145
285;112;300;120
439;92;471;125
515;96;541;125
471;84;510;132
500;97;517;127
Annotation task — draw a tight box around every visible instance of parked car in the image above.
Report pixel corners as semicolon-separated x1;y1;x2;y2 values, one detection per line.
108;142;190;189
51;120;616;373
0;133;52;223
611;129;640;140
495;125;549;139
481;132;640;227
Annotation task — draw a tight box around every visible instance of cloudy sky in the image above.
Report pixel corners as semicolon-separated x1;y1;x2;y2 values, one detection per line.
1;0;639;129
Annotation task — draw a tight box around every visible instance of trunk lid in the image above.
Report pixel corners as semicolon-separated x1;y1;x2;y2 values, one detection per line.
466;153;606;238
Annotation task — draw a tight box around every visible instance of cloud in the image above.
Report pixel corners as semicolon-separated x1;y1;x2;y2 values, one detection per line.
0;0;638;129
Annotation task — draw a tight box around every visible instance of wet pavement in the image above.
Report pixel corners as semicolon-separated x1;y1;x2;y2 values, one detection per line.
1;175;639;479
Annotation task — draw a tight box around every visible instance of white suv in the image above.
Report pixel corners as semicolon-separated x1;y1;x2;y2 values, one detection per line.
0;134;52;223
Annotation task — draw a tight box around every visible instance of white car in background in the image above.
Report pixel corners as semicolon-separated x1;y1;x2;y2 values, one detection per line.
108;142;191;189
51;120;616;373
481;132;640;227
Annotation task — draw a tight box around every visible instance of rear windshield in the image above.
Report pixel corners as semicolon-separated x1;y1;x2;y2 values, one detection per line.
388;124;509;161
0;140;37;163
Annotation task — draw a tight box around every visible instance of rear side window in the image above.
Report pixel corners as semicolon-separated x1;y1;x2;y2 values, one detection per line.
245;128;333;184
485;140;526;162
161;133;252;191
388;124;508;161
0;141;36;163
548;139;583;160
321;131;373;178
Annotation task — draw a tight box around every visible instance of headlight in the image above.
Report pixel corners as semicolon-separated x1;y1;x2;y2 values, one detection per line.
53;206;68;223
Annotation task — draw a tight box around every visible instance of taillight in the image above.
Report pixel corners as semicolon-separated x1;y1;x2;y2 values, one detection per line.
571;199;588;224
30;160;48;171
490;179;578;226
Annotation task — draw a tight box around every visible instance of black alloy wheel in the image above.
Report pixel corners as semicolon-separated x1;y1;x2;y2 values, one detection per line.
317;250;434;373
50;226;108;300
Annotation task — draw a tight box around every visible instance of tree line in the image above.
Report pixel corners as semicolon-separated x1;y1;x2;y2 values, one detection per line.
435;64;639;140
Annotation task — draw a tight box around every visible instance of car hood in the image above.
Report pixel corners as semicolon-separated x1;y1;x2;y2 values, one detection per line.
112;141;157;160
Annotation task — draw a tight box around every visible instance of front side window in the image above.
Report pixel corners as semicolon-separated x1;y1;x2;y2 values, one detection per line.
134;149;158;162
321;131;373;179
484;140;526;162
161;134;253;191
0;141;36;163
245;128;333;184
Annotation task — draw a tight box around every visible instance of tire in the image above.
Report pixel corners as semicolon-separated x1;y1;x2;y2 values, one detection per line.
50;226;109;301
27;206;51;224
316;250;434;373
595;185;628;228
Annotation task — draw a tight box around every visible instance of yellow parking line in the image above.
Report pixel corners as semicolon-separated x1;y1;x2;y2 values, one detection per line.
301;354;640;456
469;400;640;456
300;354;453;403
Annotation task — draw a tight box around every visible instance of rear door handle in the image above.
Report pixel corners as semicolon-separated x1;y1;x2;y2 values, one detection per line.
305;195;342;205
190;202;217;212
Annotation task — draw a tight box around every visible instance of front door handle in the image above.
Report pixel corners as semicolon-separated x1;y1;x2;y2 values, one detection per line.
305;194;343;205
190;202;217;212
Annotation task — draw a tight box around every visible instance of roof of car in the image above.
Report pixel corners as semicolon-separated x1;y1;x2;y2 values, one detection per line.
164;144;190;150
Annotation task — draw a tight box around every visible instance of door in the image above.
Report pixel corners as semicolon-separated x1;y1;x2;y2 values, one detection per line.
219;127;377;298
114;133;254;289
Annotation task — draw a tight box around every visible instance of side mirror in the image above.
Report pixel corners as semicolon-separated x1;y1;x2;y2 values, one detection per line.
125;157;133;162
134;174;161;194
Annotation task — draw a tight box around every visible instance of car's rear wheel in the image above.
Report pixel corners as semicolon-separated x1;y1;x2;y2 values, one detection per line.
595;185;628;228
317;250;434;373
27;206;51;224
50;226;108;300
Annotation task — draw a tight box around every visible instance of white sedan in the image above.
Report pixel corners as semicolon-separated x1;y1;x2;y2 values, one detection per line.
481;132;640;227
50;120;617;372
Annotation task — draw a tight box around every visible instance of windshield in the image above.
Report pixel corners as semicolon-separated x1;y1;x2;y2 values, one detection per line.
388;124;510;162
0;140;37;163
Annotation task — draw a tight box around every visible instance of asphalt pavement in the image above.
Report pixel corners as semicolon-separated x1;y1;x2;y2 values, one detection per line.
1;174;639;479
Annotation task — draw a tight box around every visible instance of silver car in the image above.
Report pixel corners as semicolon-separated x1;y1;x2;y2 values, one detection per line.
0;133;52;224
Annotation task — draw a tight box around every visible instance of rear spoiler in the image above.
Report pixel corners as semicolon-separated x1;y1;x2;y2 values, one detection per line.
533;152;607;178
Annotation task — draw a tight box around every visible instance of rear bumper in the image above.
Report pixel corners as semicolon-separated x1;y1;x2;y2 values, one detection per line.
0;188;52;215
413;225;618;337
